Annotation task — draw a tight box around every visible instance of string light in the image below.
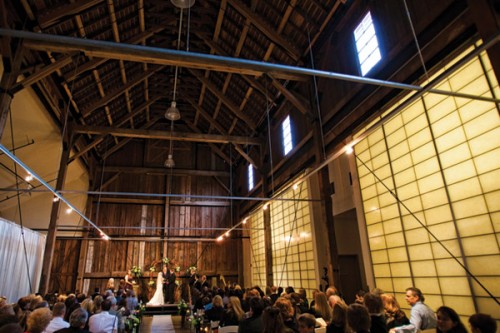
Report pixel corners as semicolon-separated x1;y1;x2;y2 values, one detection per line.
25;173;33;181
345;145;354;154
293;183;299;191
263;203;268;210
53;196;59;202
216;236;223;242
66;207;73;214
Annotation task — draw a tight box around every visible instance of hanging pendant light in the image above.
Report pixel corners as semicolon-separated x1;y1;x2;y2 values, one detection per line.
164;153;175;168
165;101;180;121
171;0;195;9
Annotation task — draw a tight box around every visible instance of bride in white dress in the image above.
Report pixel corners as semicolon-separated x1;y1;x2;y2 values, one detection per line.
147;272;164;305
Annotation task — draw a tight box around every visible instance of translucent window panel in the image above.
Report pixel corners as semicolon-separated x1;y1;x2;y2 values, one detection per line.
392;154;413;173
363;184;378;200
439;277;471;296
442;296;475;315
456;215;494;237
411;142;436;164
373;264;391;277
405;114;429;138
392;279;413;293
359;173;376;189
370;140;387;157
469;127;500;156
423;204;452;224
431;240;462;259
417;173;444;193
365;209;382;225
368;128;385;146
371;250;389;264
387;247;408;262
435;127;467;152
372;152;390;170
458;99;496;123
471;276;500;297
452;196;488;219
462;235;499;256
432;111;462;138
448;178;483;202
427;97;457;123
435;258;467;276
355;50;500;321
384;115;404;135
476;298;500;317
414;277;442;294
411;261;437;276
408;244;434;260
379;191;397;207
408;128;432;151
414;157;440;179
443;160;477;185
390;262;411;276
380;204;401;221
485;191;500;212
375;277;394;292
474;147;500;174
439;143;471;169
464;109;499;140
368;223;384;238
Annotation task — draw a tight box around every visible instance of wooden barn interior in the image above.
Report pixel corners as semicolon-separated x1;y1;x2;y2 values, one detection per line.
0;0;499;324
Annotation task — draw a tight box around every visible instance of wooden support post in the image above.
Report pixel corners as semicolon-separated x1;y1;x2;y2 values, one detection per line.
260;146;273;287
39;132;72;294
466;0;500;80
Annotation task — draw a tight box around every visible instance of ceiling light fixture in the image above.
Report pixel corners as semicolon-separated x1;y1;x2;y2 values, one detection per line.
171;0;195;9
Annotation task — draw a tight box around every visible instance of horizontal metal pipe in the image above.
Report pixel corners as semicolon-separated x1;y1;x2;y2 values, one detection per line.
56;225;263;231
0;29;498;103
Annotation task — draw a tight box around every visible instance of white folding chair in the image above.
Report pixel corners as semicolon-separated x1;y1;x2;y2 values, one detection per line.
210;320;220;332
315;327;327;333
218;325;239;333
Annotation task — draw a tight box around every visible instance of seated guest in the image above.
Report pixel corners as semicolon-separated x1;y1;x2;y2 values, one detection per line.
43;302;69;333
436;306;467;333
238;297;264;333
205;295;225;322
355;290;367;305
26;308;52;333
469;314;496;333
312;292;332;323
54;308;89;333
327;302;347;333
274;297;299;332
381;295;409;330
125;291;138;314
390;288;436;333
262;306;293;333
363;292;387;333
347;304;371;333
298;313;317;333
0;323;23;333
297;289;309;314
220;296;244;327
88;300;117;333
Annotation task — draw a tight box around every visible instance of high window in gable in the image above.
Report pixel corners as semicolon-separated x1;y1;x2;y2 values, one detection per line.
354;11;382;76
282;115;293;155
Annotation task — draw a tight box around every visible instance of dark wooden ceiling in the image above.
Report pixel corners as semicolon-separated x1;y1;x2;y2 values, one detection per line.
2;0;347;166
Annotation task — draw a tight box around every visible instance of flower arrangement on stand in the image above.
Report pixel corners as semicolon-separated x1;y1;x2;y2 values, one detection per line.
125;303;145;333
131;266;142;278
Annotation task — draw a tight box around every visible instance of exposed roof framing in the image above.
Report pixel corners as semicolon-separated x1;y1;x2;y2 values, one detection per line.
1;0;344;165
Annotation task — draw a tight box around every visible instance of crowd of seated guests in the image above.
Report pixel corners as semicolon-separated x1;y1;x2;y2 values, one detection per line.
0;285;145;333
180;282;497;333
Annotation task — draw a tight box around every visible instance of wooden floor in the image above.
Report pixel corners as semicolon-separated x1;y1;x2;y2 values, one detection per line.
140;315;193;333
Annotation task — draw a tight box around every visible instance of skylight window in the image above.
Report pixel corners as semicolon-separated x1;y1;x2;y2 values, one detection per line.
354;11;381;76
248;164;254;191
282;115;293;155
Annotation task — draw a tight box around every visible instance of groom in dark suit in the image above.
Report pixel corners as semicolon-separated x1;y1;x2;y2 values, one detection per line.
161;265;169;304
166;266;176;304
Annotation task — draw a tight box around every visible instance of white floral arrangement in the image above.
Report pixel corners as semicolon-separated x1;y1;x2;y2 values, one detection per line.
162;257;170;264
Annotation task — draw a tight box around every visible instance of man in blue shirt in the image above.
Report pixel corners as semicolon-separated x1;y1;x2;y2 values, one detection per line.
390;287;436;333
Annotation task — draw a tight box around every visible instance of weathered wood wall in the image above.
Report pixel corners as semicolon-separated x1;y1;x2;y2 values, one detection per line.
52;140;240;294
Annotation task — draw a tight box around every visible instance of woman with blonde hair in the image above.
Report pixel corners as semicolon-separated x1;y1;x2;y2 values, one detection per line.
313;292;332;323
220;296;244;327
274;296;298;332
26;308;52;333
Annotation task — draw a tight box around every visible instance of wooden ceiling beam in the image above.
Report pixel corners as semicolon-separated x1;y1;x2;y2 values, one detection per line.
73;124;263;145
189;69;257;130
81;66;165;118
12;55;74;93
270;77;310;115
227;0;301;62
184;120;232;165
69;96;161;163
98;165;229;177
37;0;105;29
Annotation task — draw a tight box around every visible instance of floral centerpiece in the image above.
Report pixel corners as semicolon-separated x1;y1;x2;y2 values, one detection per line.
162;257;170;265
186;266;197;275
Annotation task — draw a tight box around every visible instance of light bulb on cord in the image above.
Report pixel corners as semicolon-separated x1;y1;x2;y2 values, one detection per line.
25;173;33;181
345;145;354;154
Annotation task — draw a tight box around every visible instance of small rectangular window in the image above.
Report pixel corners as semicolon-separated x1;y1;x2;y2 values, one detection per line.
282;115;293;155
248;164;254;191
354;11;381;76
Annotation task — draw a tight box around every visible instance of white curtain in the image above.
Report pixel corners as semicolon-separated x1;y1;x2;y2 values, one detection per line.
0;217;46;303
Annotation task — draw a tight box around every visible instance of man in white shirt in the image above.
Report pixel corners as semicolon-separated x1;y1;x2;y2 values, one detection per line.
390;287;437;333
89;299;118;333
43;302;69;333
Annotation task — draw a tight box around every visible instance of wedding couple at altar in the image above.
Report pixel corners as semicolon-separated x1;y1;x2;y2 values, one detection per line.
147;265;176;305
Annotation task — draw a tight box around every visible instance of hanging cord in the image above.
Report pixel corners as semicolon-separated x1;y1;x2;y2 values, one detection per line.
278;181;304;287
172;8;184;101
186;5;191;52
355;153;499;305
265;80;275;196
93;135;111;233
9;106;33;293
249;235;264;287
307;28;326;161
402;0;430;81
229;143;233;229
